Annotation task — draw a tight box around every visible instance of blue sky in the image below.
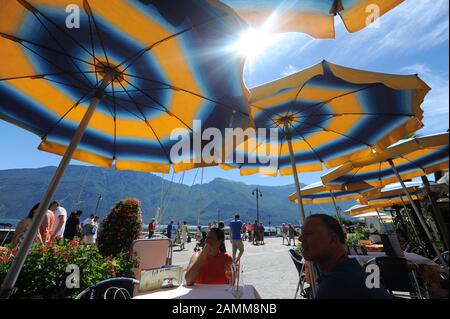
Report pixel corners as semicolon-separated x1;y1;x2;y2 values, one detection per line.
0;0;448;188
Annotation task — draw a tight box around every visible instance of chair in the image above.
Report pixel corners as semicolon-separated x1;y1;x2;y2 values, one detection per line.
0;223;13;246
75;277;139;299
347;245;367;255
288;249;306;299
355;245;368;255
131;238;172;282
373;256;423;299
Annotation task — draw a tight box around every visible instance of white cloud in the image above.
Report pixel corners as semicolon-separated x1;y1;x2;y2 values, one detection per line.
274;0;449;67
330;0;449;63
282;64;298;76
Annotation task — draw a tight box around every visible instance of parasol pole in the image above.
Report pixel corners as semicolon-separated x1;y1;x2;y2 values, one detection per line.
0;74;113;298
399;197;427;253
286;136;318;298
388;160;448;273
287;136;306;222
421;175;449;250
329;190;346;233
375;209;388;233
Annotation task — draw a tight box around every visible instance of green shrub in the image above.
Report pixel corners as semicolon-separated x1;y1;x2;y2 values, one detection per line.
346;227;370;245
0;240;136;298
97;198;143;258
295;242;304;255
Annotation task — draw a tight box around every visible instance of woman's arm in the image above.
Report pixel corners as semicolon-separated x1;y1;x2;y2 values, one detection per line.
185;249;209;286
36;231;44;245
40;213;50;242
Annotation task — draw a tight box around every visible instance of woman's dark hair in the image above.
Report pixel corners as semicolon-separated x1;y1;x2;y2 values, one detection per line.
28;203;40;219
209;227;226;253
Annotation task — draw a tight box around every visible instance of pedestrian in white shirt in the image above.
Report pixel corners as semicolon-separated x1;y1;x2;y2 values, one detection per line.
49;201;67;241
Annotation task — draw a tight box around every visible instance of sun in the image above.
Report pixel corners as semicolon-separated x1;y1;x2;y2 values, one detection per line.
234;28;275;59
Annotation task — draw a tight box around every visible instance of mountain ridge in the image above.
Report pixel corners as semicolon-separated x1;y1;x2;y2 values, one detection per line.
0;165;354;226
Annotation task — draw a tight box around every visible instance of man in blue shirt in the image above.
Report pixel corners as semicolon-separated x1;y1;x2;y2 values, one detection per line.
229;213;244;263
299;214;392;299
167;220;174;243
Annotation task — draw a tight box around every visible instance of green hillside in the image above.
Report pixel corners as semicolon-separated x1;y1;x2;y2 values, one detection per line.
0;165;354;226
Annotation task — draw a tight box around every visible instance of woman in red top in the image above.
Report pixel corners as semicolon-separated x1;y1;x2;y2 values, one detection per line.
185;228;232;285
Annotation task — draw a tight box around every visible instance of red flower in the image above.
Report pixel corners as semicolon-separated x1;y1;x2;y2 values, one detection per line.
38;246;48;254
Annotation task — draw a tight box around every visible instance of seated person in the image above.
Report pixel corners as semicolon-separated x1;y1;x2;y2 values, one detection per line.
300;214;392;299
185;228;232;286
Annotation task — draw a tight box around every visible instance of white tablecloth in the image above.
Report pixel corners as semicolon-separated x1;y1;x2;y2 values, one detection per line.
350;252;438;268
133;284;261;299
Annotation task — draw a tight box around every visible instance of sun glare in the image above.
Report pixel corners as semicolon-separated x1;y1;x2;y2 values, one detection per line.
235;28;275;59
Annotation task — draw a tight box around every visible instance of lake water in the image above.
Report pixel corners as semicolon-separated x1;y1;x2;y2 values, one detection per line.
0;219;20;228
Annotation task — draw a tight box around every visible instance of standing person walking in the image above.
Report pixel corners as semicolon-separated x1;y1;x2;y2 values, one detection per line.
288;223;296;246
281;223;288;245
180;221;189;250
83;215;99;245
259;223;265;245
167;221;174;244
252;220;259;245
241;223;247;241
50;201;67;242
148;218;156;239
64;210;82;240
247;222;253;242
39;205;55;244
229;214;244;263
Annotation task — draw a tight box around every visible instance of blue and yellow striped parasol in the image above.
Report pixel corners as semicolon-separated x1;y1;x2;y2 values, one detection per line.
220;60;428;232
358;181;423;203
0;0;251;173
288;180;375;205
222;60;428;177
323;132;449;270
322;132;449;190
0;0;251;296
287;180;375;227
219;0;404;38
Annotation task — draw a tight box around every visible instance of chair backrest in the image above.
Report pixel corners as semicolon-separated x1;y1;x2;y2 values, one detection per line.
76;277;139;299
131;239;171;281
288;249;304;276
355;244;368;255
375;256;415;293
442;251;449;265
347;245;357;255
381;234;404;257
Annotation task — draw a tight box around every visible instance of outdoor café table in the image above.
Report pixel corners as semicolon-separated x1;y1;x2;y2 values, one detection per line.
363;244;384;252
349;252;439;268
133;284;261;299
349;251;446;297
